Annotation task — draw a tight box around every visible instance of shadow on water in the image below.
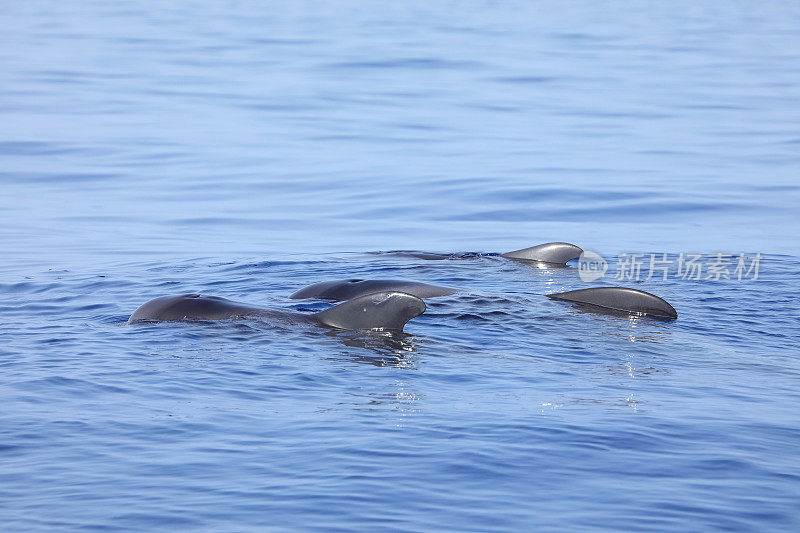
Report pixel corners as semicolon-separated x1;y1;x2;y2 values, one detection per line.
322;329;420;368
126;313;423;367
548;303;677;354
557;301;678;328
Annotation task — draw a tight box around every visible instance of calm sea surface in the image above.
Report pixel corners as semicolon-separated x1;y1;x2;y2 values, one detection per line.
2;2;800;531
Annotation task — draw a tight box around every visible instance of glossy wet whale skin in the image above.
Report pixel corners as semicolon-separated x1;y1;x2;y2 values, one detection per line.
128;292;426;331
290;279;457;301
547;287;678;319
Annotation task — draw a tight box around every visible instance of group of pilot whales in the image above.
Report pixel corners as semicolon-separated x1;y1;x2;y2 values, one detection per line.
128;242;678;332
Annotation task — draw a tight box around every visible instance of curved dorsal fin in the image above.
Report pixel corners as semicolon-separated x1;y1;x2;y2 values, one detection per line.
547;287;677;319
314;291;426;331
501;242;583;264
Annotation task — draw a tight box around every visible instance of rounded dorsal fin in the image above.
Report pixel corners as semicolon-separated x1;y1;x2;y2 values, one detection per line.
547;287;677;319
314;291;426;331
501;242;583;264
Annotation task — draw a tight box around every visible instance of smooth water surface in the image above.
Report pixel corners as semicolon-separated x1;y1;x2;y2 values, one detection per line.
2;2;800;531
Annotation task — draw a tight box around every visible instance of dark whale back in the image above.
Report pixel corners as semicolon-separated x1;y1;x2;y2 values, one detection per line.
370;242;584;265
127;291;426;332
290;279;456;301
547;287;678;319
127;294;263;322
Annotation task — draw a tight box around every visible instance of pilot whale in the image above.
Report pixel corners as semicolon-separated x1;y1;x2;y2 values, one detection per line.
291;281;677;320
374;242;584;266
290;279;457;301
128;291;426;332
547;287;678;319
288;242;584;302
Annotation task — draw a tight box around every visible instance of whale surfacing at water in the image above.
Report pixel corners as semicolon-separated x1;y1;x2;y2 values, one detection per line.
128;292;426;332
372;241;584;267
290;279;457;301
547;287;678;319
500;242;583;266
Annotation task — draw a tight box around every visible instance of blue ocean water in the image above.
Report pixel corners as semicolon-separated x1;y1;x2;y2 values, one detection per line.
2;2;800;531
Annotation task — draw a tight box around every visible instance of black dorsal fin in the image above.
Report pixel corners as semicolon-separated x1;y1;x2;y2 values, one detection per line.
501;242;583;264
314;291;426;331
